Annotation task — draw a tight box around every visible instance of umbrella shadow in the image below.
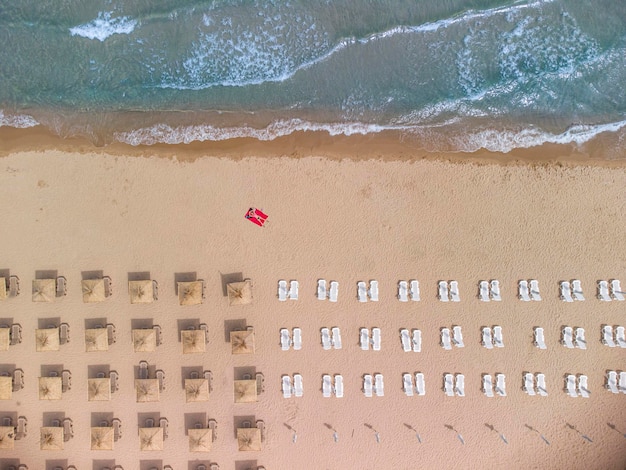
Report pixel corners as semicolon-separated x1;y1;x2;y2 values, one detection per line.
607;423;626;438
283;423;294;432
566;423;593;443
323;423;336;432
405;423;422;443
485;423;508;444
444;424;464;444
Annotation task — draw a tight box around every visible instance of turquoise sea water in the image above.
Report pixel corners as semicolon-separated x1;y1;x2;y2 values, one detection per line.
0;0;625;153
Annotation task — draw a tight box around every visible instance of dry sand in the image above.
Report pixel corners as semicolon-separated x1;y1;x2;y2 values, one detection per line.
0;143;625;470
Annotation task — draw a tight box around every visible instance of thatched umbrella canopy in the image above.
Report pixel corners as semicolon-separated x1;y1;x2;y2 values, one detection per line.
184;378;210;403
139;427;164;451
39;377;62;400
132;329;157;352
91;426;114;450
237;427;262;451
230;330;255;354
188;428;213;452
40;426;64;450
178;281;203;306
0;376;13;400
35;327;60;352
88;378;111;401
227;280;252;306
181;329;206;354
85;328;109;352
234;379;258;403
0;426;14;449
82;279;106;303
129;280;154;304
0;278;6;300
32;279;56;303
0;327;10;351
135;379;160;403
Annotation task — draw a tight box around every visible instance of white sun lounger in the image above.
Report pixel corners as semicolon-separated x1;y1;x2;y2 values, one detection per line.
479;281;490;302
616;326;626;348
403;373;414;397
282;375;292;398
578;375;589;398
369;281;379;301
482;374;494;398
572;280;584;301
493;326;504;348
482;327;493;349
523;373;536;396
619;372;626;394
329;281;339;302
532;373;545;397
560;281;574;302
360;328;370;350
400;329;411;352
363;374;373;398
415;373;425;396
410;280;420;301
331;327;342;349
398;281;409;302
288;280;299;300
534;327;547;350
438;281;449;302
495;373;506;396
372;328;381;351
317;280;327;300
455;374;465;397
293;374;303;398
518;280;531;302
574;327;586;350
529;279;541;301
278;280;288;301
334;374;344;398
490;280;501;301
602;325;616;347
452;326;464;348
280;328;291;351
565;374;577;397
440;328;452;350
292;328;302;350
443;373;454;397
374;373;384;397
321;328;331;350
606;371;619;394
597;280;611;301
357;281;368;303
412;329;421;352
610;279;625;301
561;326;575;349
449;281;460;302
322;374;332;398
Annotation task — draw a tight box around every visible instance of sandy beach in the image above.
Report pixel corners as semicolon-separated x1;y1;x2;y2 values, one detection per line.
0;138;625;470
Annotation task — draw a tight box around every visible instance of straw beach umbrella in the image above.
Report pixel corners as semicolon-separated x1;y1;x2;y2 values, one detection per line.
188;428;213;452
32;279;56;302
231;329;255;354
139;427;164;451
135;379;160;402
129;280;154;304
0;278;6;300
82;279;106;303
40;426;64;450
85;328;109;352
0;327;10;351
88;378;111;401
184;378;210;403
181;329;206;354
0;376;12;400
39;377;62;400
227;280;252;306
237;427;262;451
132;329;157;352
35;327;60;351
178;281;203;306
91;426;114;450
234;379;257;403
0;426;15;449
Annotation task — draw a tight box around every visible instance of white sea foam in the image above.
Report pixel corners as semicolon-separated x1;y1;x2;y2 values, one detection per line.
0;110;39;128
69;12;137;42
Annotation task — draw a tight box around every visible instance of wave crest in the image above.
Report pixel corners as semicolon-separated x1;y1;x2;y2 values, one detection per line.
69;12;137;42
0;110;39;129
